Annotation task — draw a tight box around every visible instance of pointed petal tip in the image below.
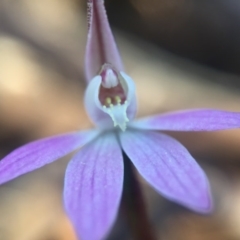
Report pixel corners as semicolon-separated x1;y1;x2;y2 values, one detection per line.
189;191;213;214
156;181;213;214
198;191;214;214
177;180;213;214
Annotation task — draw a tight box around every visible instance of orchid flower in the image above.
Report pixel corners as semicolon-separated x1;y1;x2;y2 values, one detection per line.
1;0;240;240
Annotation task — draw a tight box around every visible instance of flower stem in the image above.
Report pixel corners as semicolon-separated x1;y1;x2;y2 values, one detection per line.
122;152;157;240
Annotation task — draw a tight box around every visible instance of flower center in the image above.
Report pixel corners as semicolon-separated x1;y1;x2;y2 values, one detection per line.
99;65;129;131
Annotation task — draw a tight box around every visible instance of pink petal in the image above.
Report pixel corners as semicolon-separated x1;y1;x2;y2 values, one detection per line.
131;109;240;131
64;131;123;240
0;130;99;184
120;130;212;213
85;0;124;82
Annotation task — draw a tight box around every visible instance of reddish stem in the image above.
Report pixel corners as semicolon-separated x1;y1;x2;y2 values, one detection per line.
122;152;157;240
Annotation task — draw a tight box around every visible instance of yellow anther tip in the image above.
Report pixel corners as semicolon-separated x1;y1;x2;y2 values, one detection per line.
104;97;113;107
114;95;121;104
105;97;112;103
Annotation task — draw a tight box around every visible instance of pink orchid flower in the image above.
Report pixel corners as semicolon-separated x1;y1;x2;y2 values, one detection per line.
1;0;240;239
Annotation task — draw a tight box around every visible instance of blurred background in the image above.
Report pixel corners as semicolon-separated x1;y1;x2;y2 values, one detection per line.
1;0;240;239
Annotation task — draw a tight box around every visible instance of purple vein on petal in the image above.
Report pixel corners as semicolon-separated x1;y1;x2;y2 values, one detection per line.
0;130;100;185
64;131;123;240
85;0;124;81
131;109;240;131
119;129;212;213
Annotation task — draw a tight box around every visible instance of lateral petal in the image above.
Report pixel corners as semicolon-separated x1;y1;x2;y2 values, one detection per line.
131;109;240;131
120;130;212;213
0;130;99;184
64;131;123;240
